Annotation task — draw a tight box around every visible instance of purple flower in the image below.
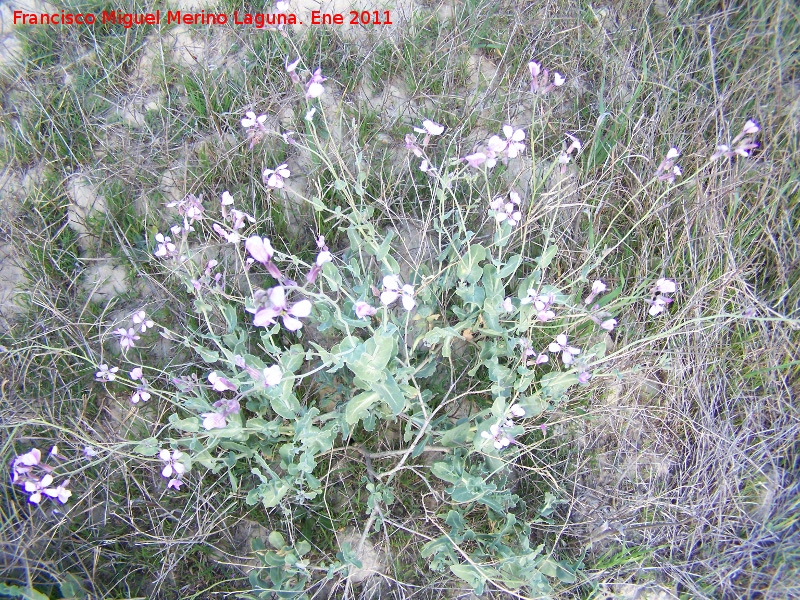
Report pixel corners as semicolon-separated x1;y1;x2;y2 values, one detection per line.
115;327;140;353
584;280;607;305
154;233;176;258
655;148;682;183
95;364;119;382
159;449;186;479
355;301;377;319
167;477;183;490
132;310;154;332
250;286;312;331
263;164;290;189
24;474;53;504
481;423;511;450
43;479;72;504
488;126;526;159
208;371;238;392
521;289;556;322
245;236;275;264
305;68;326;98
549;333;581;365
131;387;151;404
380;275;416;311
201;411;228;430
262;365;282;387
11;448;41;484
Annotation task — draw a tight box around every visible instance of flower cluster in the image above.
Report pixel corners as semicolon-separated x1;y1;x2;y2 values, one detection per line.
380;275;416;311
521;288;556;322
242;111;269;148
528;60;565;94
549;333;581;365
159;449;186;490
249;286;312;331
464;125;526;169
130;366;151;404
655;147;682;183
647;278;677;316
489;191;523;228
10;447;72;504
711;119;760;160
114;309;155;354
481;404;526;450
306;236;333;284
201;398;240;430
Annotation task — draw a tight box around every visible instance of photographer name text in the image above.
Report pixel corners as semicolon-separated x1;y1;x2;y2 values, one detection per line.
12;9;394;28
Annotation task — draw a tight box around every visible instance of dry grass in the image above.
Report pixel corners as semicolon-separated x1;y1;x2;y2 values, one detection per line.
0;0;798;598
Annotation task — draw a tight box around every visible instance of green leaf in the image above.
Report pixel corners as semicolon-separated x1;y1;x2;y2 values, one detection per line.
498;254;522;278
457;244;486;283
192;345;219;364
219;304;238;332
270;390;302;420
540;371;579;400
371;374;405;415
133;437;160;456
169;414;201;432
536;245;558;269
345;391;380;425
268;531;286;549
430;460;460;484
347;331;395;381
0;585;49;600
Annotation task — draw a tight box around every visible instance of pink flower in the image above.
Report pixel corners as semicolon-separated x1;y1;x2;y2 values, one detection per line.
599;318;618;331
414;119;444;147
548;333;581;365
246;236;275;264
154;233;176;258
463;151;497;169
43;479;72;504
655;278;676;294
115;327;140;353
481;423;511;450
305;68;326;99
167;477;183;490
132;310;154;332
263;365;282;387
201;411;227;430
529;60;565;94
521;289;556;322
221;191;235;206
24;474;53;504
380;275;416;311
584;280;607;305
655;148;682;183
241;111;267;129
95;364;119;382
159;449;186;479
286;56;301;83
355;301;377;319
208;371;238;392
489;191;523;228
250;286;312;331
263;164;290;189
131;387;150;404
502;297;514;312
519;339;549;365
488;126;526;159
11;448;41;484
